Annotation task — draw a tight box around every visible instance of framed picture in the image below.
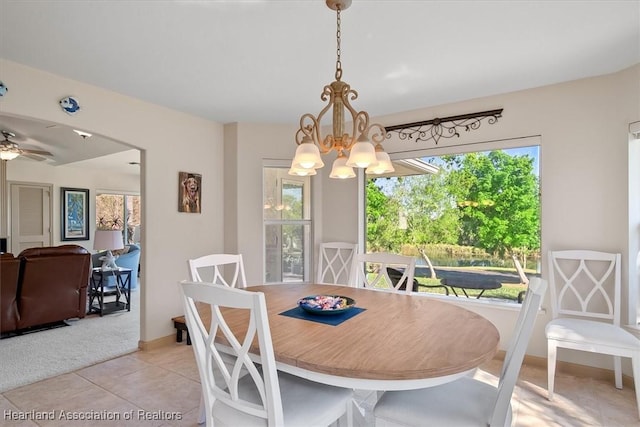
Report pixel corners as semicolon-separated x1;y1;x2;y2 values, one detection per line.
178;171;202;213
61;187;90;241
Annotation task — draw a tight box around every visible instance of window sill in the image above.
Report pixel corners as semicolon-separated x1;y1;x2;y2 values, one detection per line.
412;291;546;314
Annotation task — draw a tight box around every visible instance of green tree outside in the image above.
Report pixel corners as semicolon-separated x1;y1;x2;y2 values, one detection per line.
366;149;540;263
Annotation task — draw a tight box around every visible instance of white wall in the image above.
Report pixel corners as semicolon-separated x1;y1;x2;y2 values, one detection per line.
228;64;639;373
1;59;225;342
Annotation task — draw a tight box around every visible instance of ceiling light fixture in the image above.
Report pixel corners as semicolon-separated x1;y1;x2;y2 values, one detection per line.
289;0;393;179
0;132;21;161
0;145;20;161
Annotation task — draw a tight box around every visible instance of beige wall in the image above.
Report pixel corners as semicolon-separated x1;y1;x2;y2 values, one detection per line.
225;65;639;373
223;122;300;284
1;59;225;342
3;57;639;373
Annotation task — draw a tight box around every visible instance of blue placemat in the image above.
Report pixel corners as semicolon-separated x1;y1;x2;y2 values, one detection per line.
279;306;366;326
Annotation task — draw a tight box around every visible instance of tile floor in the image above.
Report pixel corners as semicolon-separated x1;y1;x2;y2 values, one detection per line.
1;343;638;426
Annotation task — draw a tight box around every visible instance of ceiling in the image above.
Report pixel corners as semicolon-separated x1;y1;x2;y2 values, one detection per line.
1;0;638;171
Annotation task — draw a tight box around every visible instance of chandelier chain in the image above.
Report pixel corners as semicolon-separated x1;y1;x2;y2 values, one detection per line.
335;6;342;81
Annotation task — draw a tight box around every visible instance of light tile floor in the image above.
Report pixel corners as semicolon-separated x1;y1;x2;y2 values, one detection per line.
1;344;638;426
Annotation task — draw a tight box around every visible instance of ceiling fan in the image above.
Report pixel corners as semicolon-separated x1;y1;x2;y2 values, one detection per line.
0;130;53;161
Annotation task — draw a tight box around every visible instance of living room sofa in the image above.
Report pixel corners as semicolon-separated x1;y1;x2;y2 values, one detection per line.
0;245;91;335
91;244;141;289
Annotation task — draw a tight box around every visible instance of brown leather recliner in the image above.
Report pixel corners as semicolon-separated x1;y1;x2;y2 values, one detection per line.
1;245;91;335
1;253;21;333
16;245;91;330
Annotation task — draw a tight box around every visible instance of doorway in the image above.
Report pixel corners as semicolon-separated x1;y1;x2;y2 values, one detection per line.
9;182;52;253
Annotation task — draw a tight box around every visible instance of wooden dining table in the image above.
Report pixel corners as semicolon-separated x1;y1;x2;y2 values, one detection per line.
214;283;500;391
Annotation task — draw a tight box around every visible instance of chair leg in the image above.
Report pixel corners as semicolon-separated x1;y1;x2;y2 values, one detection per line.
613;355;623;389
633;353;640;420
197;394;206;424
547;340;557;400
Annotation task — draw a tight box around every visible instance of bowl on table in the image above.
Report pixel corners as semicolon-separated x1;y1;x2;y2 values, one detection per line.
298;295;356;315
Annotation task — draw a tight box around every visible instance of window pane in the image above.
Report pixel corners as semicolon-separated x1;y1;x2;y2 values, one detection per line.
365;145;540;303
264;223;311;283
264;169;310;221
263;166;312;283
96;193;141;244
126;195;141;244
96;194;125;230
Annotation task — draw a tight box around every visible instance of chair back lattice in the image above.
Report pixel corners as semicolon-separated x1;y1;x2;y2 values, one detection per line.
548;250;620;325
490;278;547;426
188;254;247;288
349;252;416;294
180;281;283;426
317;242;357;284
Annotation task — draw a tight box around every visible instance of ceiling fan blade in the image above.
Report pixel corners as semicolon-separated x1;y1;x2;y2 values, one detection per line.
22;148;53;156
20;152;48;161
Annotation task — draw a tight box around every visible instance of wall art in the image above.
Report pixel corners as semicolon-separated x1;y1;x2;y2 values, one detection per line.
178;172;201;213
61;187;89;240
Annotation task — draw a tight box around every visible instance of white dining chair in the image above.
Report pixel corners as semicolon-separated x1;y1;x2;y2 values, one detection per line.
373;278;547;427
349;252;416;294
546;250;640;419
317;242;358;284
179;280;354;427
187;253;247;288
187;253;248;424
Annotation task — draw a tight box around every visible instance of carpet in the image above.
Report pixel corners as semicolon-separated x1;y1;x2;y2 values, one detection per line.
0;291;140;392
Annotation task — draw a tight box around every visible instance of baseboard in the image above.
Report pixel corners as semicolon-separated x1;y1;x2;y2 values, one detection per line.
138;334;176;351
494;350;634;388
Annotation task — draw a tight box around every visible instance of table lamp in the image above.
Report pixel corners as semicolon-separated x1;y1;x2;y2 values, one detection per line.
94;229;124;270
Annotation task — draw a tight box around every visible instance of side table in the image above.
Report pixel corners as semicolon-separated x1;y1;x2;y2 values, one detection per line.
88;267;132;316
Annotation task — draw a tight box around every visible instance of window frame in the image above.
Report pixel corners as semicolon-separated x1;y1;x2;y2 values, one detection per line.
359;135;542;307
628;121;640;329
95;190;141;244
262;163;313;284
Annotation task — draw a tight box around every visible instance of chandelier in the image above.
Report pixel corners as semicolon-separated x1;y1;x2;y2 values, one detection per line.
289;0;393;179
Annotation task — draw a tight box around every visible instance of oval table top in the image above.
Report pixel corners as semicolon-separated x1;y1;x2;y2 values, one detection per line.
218;283;500;390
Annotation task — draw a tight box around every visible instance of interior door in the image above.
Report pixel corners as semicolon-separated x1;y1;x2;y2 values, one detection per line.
10;182;52;253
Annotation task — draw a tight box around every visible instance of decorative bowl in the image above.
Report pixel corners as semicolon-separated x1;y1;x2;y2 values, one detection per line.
298;295;356;315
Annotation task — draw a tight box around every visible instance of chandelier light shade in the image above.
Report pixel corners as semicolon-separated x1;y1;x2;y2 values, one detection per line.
365;143;395;175
289;0;393;179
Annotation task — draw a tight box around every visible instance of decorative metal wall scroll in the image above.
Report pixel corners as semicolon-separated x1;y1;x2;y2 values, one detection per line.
385;109;503;145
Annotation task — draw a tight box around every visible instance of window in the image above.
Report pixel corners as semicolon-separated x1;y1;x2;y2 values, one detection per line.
365;142;541;304
95;192;141;244
629;122;640;328
263;167;312;283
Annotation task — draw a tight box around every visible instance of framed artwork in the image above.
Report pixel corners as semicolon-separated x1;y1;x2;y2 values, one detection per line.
178;172;202;213
61;187;89;241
